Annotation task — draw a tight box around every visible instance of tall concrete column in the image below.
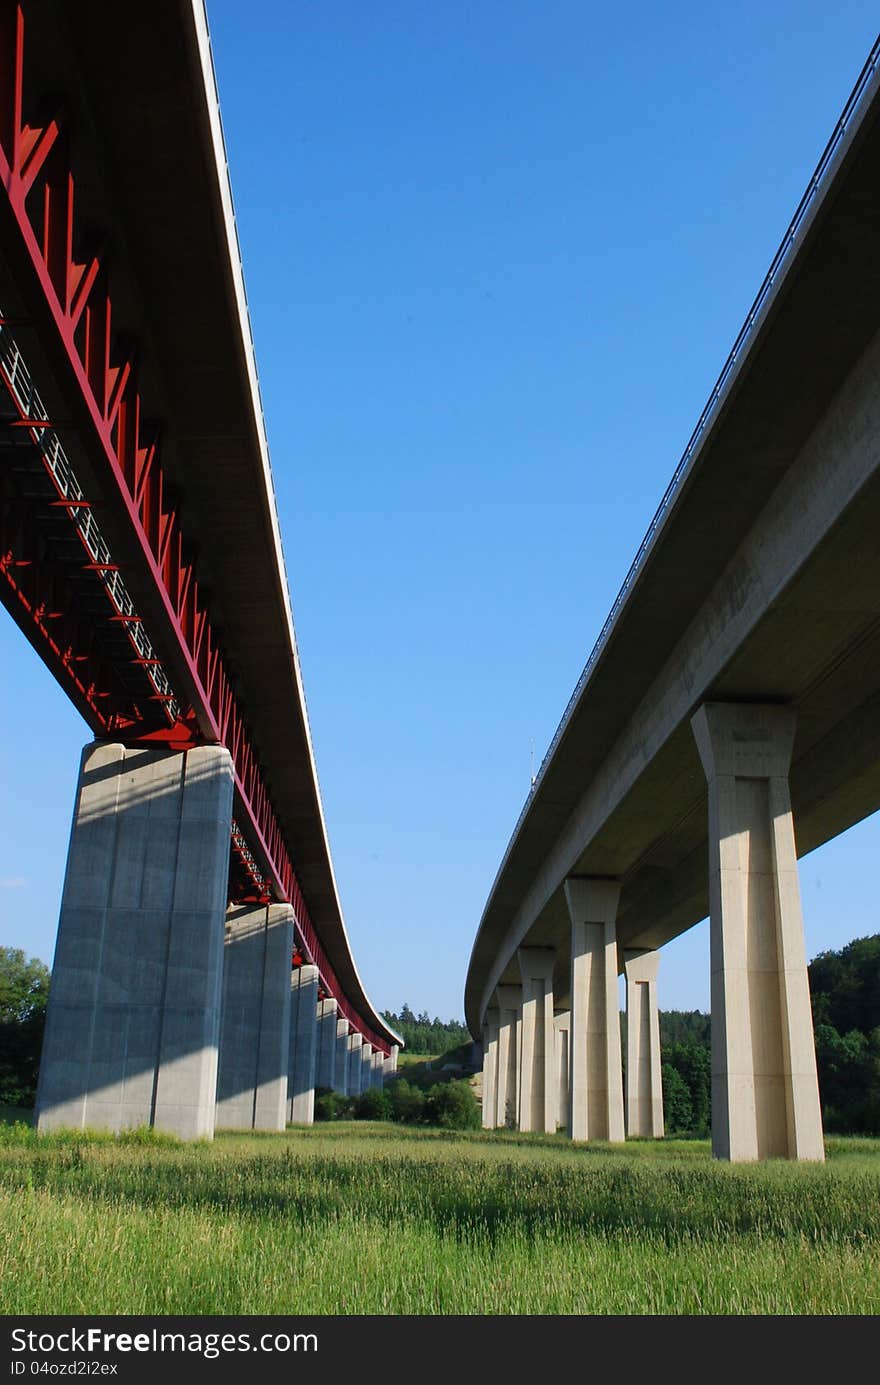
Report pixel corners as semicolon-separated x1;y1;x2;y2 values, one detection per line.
36;741;233;1140
481;1006;500;1129
361;1042;373;1091
554;1011;571;1131
517;948;557;1133
315;997;337;1089
623;950;664;1139
389;1044;400;1074
564;878;625;1143
371;1048;384;1088
348;1031;364;1096
216;903;294;1131
494;984;521;1128
691;702;824;1162
334;1017;350;1094
288;964;319;1125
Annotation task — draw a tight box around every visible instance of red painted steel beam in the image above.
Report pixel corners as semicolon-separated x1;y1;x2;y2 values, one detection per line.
0;2;389;1053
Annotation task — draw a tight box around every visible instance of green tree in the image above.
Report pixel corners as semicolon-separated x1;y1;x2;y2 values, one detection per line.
424;1079;480;1131
0;948;50;1107
354;1087;391;1121
386;1077;425;1124
661;1063;694;1133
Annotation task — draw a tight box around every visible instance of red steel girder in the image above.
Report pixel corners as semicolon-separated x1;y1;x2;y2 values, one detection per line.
0;2;388;1052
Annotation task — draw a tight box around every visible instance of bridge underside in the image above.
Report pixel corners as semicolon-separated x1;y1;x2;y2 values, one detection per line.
0;0;397;1056
468;63;880;1023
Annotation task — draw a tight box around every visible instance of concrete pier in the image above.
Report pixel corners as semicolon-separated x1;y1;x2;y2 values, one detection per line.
215;903;294;1131
692;702;825;1162
347;1030;364;1095
494;984;521;1128
36;742;233;1139
623;950;664;1138
564;878;625;1143
554;1011;571;1131
389;1044;400;1075
288;964;319;1125
371;1048;384;1087
334;1017;350;1094
315;997;338;1089
481;1007;500;1128
517;948;556;1133
360;1043;373;1091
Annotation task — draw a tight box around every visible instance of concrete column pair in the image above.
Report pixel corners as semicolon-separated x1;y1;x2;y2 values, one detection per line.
35;740;328;1138
481;1008;500;1128
215;901;295;1131
692;702;824;1161
494;984;520;1127
288;964;319;1124
36;741;235;1139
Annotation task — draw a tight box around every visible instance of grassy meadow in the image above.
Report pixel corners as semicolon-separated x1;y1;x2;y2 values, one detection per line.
1;1116;878;1315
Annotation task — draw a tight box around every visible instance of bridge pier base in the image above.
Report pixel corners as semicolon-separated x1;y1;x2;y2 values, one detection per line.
360;1043;372;1090
347;1031;364;1096
493;984;521;1127
481;1007;500;1127
692;702;824;1162
517;948;557;1133
554;1011;571;1130
371;1048;384;1087
564;878;625;1142
624;950;664;1138
335;1018;351;1094
36;741;233;1140
215;904;293;1131
315;997;338;1090
288;964;319;1124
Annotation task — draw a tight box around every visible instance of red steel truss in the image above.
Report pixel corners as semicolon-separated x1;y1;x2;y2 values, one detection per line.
0;2;389;1053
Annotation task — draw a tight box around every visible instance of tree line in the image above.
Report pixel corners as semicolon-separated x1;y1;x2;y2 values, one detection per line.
2;935;878;1134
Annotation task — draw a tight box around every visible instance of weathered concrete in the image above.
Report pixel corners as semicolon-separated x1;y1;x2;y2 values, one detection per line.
347;1031;364;1096
315;998;338;1090
494;984;521;1128
215;903;293;1131
334;1018;350;1095
481;1007;500;1129
564;879;625;1143
692;702;825;1162
554;1011;571;1131
517;948;556;1133
623;950;664;1138
371;1048;384;1088
288;964;319;1125
36;741;233;1139
389;1044;399;1074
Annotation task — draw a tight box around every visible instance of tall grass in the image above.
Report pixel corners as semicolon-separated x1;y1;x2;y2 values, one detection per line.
0;1122;877;1315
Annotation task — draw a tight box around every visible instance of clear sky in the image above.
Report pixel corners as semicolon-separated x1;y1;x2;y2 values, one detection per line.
1;1;878;1025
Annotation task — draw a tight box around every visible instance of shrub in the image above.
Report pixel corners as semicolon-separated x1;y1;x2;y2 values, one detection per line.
314;1088;354;1122
424;1079;480;1131
386;1078;425;1125
354;1087;391;1121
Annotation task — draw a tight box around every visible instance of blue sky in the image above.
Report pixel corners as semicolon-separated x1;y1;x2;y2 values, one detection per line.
1;1;878;1022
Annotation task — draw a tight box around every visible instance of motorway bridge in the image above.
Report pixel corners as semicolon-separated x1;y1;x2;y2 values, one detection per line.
0;0;399;1137
468;35;880;1160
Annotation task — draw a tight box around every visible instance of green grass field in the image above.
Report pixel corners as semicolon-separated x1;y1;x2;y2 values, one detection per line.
1;1119;878;1315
